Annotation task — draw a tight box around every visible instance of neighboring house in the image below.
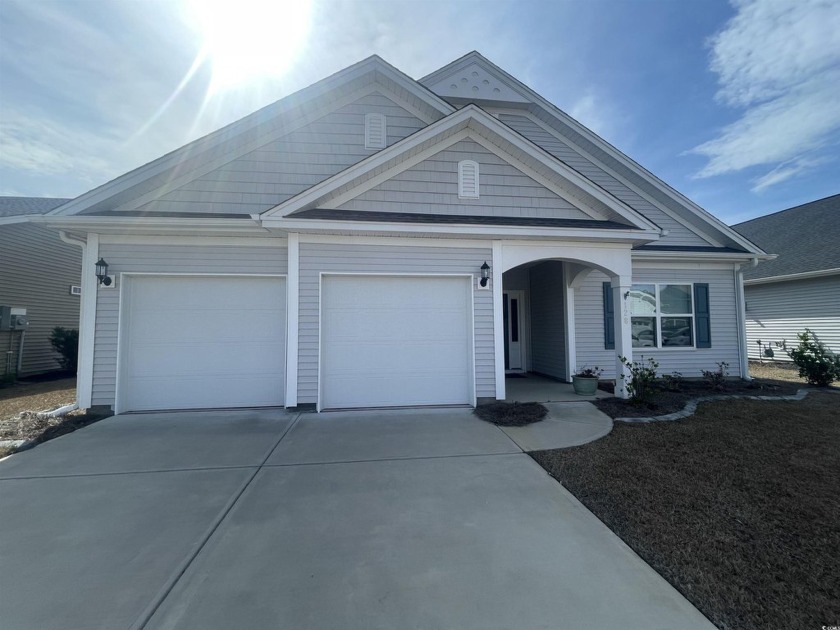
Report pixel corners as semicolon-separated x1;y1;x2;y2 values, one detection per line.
42;52;768;413
0;196;78;376
733;194;840;362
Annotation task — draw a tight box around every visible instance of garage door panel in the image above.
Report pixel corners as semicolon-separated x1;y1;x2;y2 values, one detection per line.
120;276;285;411
321;276;472;409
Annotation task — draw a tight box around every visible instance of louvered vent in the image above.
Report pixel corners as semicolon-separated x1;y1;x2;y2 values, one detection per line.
458;160;479;198
365;113;386;149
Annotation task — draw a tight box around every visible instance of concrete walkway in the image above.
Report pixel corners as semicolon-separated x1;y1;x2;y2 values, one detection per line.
505;373;611;403
0;408;714;630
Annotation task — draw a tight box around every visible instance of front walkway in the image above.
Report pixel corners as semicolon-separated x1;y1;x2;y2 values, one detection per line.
0;408;714;630
505;372;611;402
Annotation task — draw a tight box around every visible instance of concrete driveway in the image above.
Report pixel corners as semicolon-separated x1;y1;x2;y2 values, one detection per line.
0;408;714;630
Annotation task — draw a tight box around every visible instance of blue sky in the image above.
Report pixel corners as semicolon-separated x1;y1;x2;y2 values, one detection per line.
1;0;838;224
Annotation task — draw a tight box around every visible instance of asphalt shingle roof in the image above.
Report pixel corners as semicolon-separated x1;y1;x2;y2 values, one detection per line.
732;194;840;281
0;196;71;218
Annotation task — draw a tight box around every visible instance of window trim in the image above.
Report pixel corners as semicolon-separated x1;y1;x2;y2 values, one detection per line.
629;282;697;350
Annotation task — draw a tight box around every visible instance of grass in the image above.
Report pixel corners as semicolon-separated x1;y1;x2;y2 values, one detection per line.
531;391;840;630
474;401;548;426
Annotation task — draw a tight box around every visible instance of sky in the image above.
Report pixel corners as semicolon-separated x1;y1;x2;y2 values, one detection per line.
0;0;838;225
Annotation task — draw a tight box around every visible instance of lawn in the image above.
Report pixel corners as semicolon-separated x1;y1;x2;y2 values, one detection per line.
532;389;840;630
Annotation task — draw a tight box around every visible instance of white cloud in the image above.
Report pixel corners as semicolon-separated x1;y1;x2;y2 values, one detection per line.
691;0;840;188
568;93;615;140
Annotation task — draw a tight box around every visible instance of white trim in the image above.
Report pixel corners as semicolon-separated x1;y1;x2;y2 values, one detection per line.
296;232;491;248
77;233;98;409
633;260;746;270
317;272;476;411
285;234;300;407
564;265;577;383
113;272;288;414
743;267;840;285
458;159;479;199
0;215;33;226
98;234;287;247
492;240;505;400
632;250;773;263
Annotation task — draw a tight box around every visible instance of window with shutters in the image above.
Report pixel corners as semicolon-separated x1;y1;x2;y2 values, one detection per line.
365;113;386;149
458;160;479;199
628;284;695;348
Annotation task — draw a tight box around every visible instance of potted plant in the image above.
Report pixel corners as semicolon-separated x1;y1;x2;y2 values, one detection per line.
572;366;603;395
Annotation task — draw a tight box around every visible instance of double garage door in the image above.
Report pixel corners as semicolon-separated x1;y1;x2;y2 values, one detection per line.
118;275;473;412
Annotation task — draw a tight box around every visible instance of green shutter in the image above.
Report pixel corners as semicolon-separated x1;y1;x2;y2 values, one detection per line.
694;283;711;348
603;282;615;349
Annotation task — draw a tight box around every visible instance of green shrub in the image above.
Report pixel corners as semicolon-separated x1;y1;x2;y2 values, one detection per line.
661;371;684;392
619;355;659;405
701;362;730;392
50;327;79;374
786;329;840;387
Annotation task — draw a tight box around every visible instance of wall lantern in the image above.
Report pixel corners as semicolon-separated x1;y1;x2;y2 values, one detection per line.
95;258;112;286
480;261;491;288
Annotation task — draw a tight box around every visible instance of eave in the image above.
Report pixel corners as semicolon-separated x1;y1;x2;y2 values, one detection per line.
743;267;840;286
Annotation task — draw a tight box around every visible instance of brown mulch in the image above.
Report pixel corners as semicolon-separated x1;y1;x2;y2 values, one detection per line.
531;391;840;630
474;402;548;426
0;377;76;422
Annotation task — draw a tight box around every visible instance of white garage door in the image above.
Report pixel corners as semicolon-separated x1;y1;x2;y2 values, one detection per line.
119;275;286;412
321;275;473;409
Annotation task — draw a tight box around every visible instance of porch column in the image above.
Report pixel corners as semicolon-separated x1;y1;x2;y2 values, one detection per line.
611;275;633;399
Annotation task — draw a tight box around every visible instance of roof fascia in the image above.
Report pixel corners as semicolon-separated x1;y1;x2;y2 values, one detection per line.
36;215;267;237
632;249;774;264
0;215;32;226
423;52;763;254
744;267;840;285
50;55;453;218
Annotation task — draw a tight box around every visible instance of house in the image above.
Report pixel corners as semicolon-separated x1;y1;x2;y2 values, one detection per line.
41;52;768;413
733;194;840;361
0;196;78;377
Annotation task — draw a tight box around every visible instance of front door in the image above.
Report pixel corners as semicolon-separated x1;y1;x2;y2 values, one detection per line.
503;291;524;371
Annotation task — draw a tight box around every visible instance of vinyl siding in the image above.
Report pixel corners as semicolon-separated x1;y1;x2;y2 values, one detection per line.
91;242;288;407
745;275;840;361
136;93;425;215
495;114;712;247
574;266;742;378
337;139;592;219
528;261;566;379
0;223;82;376
298;242;494;404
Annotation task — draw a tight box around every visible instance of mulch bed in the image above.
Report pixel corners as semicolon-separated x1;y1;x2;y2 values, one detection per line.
531;391;840;630
474;402;548;426
594;377;801;419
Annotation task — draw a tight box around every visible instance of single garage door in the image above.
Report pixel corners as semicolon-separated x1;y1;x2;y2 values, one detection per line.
321;275;473;409
119;275;286;412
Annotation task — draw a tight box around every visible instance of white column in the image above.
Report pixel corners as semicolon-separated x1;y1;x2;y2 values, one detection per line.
611;275;633;399
77;233;99;409
492;240;505;400
285;233;299;407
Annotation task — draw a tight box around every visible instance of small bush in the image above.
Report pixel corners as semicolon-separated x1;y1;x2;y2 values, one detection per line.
701;362;730;392
50;327;79;374
786;329;840;387
661;371;684;392
619;355;659;405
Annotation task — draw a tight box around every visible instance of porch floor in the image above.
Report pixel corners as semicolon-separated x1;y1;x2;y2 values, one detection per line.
505;373;611;403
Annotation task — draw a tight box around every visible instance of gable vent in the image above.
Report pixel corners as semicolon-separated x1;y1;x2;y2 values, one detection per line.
458;160;479;199
365;113;386;149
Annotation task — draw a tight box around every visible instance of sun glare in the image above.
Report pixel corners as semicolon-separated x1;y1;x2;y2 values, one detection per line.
186;0;312;92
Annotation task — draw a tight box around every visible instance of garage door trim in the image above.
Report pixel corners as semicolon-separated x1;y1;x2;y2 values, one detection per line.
115;273;287;414
317;272;476;411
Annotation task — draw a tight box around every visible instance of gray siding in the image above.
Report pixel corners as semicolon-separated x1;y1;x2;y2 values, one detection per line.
0;223;82;375
745;275;840;361
298;242;494;404
528;262;566;379
135;93;425;215
92;242;288;407
495;114;712;247
574;266;742;378
337;139;591;219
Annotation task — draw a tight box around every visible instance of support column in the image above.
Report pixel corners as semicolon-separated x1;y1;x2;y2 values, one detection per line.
492;240;505;400
285;233;300;407
611;275;633;399
564;268;576;383
77;233;99;409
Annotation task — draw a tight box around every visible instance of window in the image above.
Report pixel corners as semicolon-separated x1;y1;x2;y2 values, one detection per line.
629;283;695;348
458;160;479;198
365;113;386;149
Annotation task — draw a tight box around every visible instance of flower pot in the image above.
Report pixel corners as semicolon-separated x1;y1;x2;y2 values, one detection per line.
572;376;599;396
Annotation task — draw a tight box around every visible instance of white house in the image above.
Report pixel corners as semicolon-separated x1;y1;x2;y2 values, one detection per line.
734;194;840;361
42;52;768;413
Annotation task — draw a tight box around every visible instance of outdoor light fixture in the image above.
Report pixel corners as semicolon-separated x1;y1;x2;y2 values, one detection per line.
480;261;490;287
95;258;112;286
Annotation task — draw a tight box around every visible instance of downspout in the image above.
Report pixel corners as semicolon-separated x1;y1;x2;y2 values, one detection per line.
733;259;756;380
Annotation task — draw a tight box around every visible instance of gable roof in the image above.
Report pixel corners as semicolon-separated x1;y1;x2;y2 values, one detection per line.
421;52;764;254
48;56;454;218
733;194;840;281
262;104;661;235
